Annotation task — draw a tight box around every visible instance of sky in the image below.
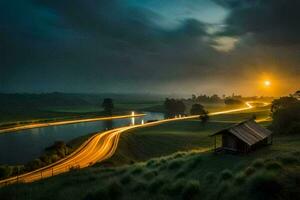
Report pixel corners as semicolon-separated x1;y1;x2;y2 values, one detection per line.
1;0;300;96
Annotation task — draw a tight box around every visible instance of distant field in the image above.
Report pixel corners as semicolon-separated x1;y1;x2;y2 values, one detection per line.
105;106;272;166
44;105;103;113
0;93;164;125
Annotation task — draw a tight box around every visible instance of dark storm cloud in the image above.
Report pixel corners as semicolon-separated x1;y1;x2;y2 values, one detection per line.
1;0;299;94
215;0;300;45
1;0;223;92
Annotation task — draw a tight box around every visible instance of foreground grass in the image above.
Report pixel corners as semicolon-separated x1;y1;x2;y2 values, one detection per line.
1;138;300;200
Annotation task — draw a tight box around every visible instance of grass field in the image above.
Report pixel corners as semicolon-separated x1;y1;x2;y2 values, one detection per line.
4;104;299;200
1;124;299;200
104;105;271;166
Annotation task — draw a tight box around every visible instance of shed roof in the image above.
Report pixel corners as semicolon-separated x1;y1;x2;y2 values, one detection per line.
211;119;272;146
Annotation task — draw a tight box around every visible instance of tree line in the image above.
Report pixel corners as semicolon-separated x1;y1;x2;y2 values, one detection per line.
164;98;209;123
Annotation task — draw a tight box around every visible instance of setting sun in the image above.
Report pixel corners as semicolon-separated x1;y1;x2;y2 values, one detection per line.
264;80;271;87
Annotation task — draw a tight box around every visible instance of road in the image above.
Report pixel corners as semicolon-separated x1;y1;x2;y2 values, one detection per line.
0;113;145;134
0;102;267;185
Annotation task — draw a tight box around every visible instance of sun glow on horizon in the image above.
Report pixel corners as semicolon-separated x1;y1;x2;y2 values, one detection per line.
264;80;271;87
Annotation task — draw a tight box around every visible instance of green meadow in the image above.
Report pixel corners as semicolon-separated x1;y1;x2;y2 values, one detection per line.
2;104;299;200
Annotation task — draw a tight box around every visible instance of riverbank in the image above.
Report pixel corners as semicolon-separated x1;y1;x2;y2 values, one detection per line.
0;113;146;134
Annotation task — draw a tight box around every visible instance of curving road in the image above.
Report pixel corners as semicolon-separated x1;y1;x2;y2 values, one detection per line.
0;102;266;185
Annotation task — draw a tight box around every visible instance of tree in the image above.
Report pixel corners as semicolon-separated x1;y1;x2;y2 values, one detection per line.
200;110;209;124
164;98;186;118
0;165;12;179
190;104;209;124
271;96;298;114
224;98;243;105
210;94;221;102
102;98;114;115
190;104;205;115
176;100;186;115
271;98;300;134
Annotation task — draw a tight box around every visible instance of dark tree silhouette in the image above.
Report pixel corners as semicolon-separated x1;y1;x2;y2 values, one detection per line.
190;104;205;115
271;98;300;134
164;98;186;118
271;96;298;114
199;111;209;124
190;103;209;124
224;98;243;105
102;98;114;115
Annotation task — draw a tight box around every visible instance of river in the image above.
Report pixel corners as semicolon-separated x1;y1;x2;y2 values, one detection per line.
0;112;164;165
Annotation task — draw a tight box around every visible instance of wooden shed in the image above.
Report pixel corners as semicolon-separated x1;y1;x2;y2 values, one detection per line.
210;119;273;153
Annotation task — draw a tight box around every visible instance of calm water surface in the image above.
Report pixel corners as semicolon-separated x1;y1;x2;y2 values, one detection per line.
0;112;164;165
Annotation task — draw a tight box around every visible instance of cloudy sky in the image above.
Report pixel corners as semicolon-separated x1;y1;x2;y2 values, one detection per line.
1;0;299;96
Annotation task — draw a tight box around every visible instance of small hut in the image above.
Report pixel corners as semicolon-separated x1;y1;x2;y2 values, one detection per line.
210;119;272;153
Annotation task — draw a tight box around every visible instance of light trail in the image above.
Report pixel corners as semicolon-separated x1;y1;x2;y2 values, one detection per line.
0;101;266;185
0;114;146;134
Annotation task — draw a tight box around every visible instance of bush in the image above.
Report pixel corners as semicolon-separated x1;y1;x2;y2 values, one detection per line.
176;170;186;178
204;172;216;184
234;173;246;185
131;166;143;175
279;155;299;165
148;178;166;193
85;188;109;200
131;181;147;192
252;159;264;169
168;159;182;170
220;169;233;181
244;167;256;176
162;179;185;196
120;174;132;185
187;156;202;170
265;162;282;171
271;99;300;134
25;159;43;171
143;171;157;180
182;180;202;200
0;166;12;179
107;181;122;200
248;172;282;200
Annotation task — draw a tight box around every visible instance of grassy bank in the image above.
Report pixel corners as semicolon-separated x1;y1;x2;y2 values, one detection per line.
1;133;300;200
1;104;287;200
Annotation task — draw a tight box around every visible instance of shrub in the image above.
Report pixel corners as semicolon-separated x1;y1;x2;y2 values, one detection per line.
234;173;246;185
143;171;156;180
252;159;264;169
51;154;60;162
131;166;143;175
148;178;166;193
175;170;186;178
162;179;185;196
244;167;256;176
248;172;282;200
131;181;147;192
120;174;132;185
168;159;182;170
220;169;233;181
107;181;122;200
0;166;12;179
204;172;216;184
187;156;202;170
85;188;109;200
182;180;202;200
146;160;156;168
25;159;43;171
279;156;299;165
265;162;282;171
